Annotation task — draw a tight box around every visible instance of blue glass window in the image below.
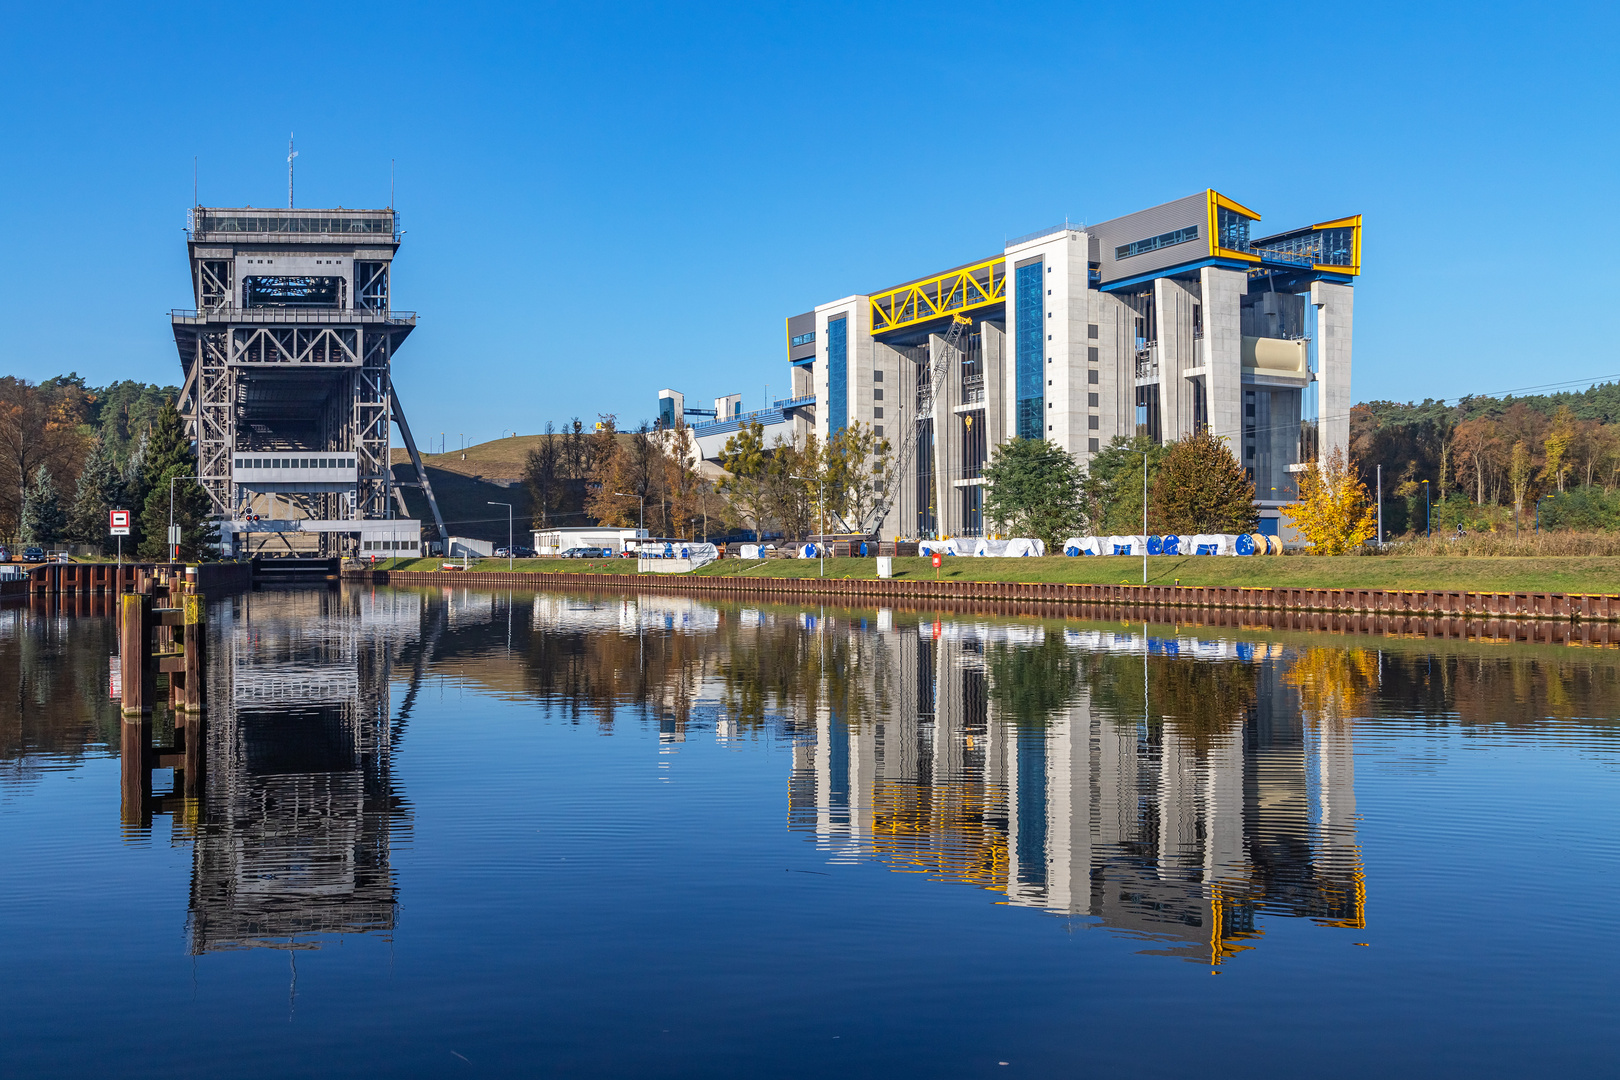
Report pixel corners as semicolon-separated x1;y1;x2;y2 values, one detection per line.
1217;206;1252;252
826;317;847;435
1015;263;1044;439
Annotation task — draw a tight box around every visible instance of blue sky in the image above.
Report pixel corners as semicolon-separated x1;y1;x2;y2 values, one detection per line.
0;1;1613;443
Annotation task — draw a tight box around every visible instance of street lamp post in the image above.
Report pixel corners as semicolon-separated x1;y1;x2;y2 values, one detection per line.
1133;449;1149;585
168;474;197;562
488;501;512;569
1535;495;1546;534
614;492;646;535
793;475;824;577
1423;479;1431;538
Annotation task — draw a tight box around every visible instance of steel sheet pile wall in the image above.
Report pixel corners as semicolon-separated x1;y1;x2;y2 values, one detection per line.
348;569;1620;623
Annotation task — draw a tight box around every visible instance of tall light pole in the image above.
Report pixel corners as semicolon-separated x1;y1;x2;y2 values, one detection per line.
1132;449;1149;585
1376;464;1383;547
1423;479;1431;538
615;492;646;535
168;474;197;562
793;474;824;577
488;500;512;569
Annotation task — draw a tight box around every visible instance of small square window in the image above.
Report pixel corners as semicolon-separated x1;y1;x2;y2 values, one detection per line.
1048;334;1052;341
1088;347;1098;363
873;370;883;382
1245;446;1256;459
1047;379;1053;386
1088;415;1100;430
1088;393;1099;407
874;407;884;419
1245;404;1255;417
874;388;883;400
1048;402;1053;409
1088;324;1098;339
1049;424;1054;431
1087;370;1099;385
875;425;883;437
1088;438;1100;451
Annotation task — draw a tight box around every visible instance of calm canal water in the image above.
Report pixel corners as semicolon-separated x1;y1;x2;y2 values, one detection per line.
1;584;1616;1077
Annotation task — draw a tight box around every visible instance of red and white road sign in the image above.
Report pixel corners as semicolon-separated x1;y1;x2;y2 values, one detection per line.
109;510;131;536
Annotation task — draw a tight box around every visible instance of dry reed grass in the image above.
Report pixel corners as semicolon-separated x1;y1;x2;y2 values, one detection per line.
1368;531;1620;557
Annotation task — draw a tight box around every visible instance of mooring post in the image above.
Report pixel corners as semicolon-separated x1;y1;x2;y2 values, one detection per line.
120;592;153;716
180;589;205;712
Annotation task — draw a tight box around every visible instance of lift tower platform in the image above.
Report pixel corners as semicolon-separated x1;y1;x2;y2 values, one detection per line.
171;206;444;556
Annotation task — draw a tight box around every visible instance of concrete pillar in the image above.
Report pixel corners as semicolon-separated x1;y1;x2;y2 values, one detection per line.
1154;278;1198;442
1201;267;1246;450
1312;280;1354;465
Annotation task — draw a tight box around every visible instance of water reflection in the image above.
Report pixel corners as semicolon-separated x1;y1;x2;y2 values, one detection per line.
189;588;417;953
775;623;1362;963
5;584;1618;971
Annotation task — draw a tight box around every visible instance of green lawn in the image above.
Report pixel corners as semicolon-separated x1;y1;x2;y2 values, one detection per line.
363;554;1620;594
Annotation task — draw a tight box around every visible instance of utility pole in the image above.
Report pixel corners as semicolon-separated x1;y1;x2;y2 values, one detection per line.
1133;449;1149;584
1376;464;1383;546
488;501;512;569
615;492;646;535
1423;479;1431;538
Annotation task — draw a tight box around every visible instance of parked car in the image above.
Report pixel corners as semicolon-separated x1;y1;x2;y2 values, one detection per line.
494;546;510;558
0;546;9;562
560;546;611;559
512;546;535;558
22;546;45;563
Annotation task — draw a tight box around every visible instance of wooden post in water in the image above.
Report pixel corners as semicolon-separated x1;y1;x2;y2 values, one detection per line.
179;590;206;712
120;592;153;715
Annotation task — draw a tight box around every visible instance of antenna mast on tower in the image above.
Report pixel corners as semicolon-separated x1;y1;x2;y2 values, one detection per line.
287;134;298;208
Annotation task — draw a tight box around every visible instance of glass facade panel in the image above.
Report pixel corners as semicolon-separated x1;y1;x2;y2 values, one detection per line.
1015;262;1043;439
1217;207;1252;252
826;317;848;435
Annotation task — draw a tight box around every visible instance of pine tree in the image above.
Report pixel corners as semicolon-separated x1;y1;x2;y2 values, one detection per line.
1148;428;1258;533
21;465;67;545
68;437;125;551
135;399;212;560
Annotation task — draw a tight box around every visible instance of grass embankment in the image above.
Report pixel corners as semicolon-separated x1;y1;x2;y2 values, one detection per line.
365;555;1620;595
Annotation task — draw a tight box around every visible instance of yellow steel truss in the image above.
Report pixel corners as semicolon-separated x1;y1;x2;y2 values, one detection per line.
869;256;1005;334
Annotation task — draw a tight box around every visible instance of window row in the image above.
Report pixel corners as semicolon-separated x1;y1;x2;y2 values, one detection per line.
235;456;356;470
361;539;416;551
1115;225;1198;261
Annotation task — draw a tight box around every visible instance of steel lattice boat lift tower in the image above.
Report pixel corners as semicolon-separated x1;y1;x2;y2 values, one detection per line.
171;205;445;556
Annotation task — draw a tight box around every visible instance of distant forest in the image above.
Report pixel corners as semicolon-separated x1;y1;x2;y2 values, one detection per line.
1353;380;1620;534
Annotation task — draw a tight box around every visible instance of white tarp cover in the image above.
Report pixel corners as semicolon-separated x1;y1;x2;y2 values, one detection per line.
1189;534;1240;556
1106;535;1147;556
736;544;762;559
971;537;1046;557
644;541;718;568
1062;537;1104;556
918;538;972;556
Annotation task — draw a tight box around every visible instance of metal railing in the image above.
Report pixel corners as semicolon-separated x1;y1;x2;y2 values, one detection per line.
1134;346;1159;381
171;307;416;324
1006;219;1084;248
961;375;985;404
